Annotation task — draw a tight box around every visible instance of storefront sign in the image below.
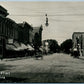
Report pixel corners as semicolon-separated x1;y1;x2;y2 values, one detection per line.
8;39;13;44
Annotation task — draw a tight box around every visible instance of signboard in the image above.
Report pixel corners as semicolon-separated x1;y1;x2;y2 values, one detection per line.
8;39;13;44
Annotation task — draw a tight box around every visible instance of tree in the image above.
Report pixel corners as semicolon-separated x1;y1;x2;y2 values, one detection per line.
49;39;60;53
33;33;41;50
43;39;60;53
60;39;73;54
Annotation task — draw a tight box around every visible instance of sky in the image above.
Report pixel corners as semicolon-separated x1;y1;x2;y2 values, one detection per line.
1;0;84;1
0;1;84;44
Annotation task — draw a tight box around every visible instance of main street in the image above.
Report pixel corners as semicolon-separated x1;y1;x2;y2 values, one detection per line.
0;53;84;82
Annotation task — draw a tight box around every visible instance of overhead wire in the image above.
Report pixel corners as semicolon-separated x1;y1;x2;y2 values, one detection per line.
9;14;84;16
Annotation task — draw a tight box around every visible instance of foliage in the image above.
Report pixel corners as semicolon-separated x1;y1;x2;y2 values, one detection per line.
44;39;60;53
60;39;73;54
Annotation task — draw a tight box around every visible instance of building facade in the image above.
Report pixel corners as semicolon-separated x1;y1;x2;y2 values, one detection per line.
18;23;43;48
0;5;9;58
0;5;19;58
0;5;18;43
18;21;33;45
72;32;84;56
0;5;43;58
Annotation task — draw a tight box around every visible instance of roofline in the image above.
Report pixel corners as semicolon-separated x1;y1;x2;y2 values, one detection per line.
0;5;9;16
72;32;84;38
18;22;33;30
72;32;84;35
0;5;7;12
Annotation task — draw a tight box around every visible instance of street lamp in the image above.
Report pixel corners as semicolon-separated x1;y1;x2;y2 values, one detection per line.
45;41;49;55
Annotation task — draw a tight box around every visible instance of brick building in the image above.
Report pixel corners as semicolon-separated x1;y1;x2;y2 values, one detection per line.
0;5;9;58
0;5;18;58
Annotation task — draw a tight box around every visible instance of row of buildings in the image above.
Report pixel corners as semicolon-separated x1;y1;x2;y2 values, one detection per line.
0;5;43;58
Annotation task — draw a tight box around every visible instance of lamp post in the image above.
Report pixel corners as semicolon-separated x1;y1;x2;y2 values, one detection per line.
45;41;49;55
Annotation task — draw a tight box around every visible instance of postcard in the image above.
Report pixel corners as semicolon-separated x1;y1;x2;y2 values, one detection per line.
0;0;84;83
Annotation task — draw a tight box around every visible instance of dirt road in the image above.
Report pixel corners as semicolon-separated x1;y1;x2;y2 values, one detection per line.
0;53;84;82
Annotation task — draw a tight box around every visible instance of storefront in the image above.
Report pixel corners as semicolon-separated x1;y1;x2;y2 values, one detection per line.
72;32;84;56
0;35;6;59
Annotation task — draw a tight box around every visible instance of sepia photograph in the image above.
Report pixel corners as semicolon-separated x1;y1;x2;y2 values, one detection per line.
0;0;84;83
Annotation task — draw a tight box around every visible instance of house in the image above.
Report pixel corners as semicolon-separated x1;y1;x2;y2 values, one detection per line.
72;32;84;56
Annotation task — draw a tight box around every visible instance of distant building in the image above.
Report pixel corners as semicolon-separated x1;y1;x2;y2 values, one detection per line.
18;21;33;45
18;23;43;49
72;32;84;56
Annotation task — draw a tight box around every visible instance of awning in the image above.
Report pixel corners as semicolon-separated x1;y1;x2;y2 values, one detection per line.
21;43;28;49
6;42;34;51
39;47;44;52
13;42;22;51
6;44;17;51
6;43;28;51
13;42;28;50
14;42;21;48
27;44;34;51
14;43;28;50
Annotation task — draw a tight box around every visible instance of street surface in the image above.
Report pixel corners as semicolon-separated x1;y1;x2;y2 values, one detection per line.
0;53;84;82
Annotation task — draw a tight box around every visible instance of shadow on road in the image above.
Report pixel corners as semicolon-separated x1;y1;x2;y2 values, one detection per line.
1;72;84;83
79;57;84;61
0;64;14;71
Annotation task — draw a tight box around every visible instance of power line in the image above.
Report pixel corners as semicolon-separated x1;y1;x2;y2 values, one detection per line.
9;14;84;16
